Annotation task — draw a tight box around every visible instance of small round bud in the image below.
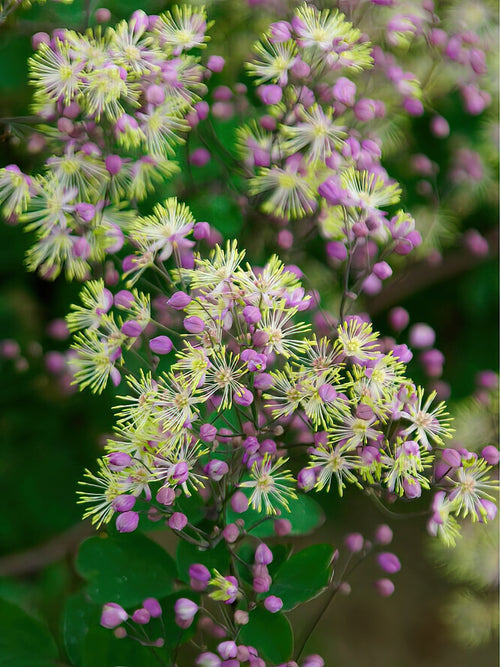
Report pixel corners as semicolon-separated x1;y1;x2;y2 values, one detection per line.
169;512;188;531
264;595;283;613
116;511;139;533
377;552;401;574
374;578;395;597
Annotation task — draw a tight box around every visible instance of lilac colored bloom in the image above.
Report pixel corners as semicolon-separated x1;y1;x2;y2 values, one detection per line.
194;221;211;240
388;307;409;332
374;524;393;545
200;423;217;442
264;595;283;613
149;335;173;355
121;320;143;338
409;323;435;349
190;147;211;167
156;485;175;505
242;305;261;324
231;491;249;514
344;533;364;552
255;543;273;565
168;291;191;309
270;20;292;42
169;512;188;531
132;608;150;624
175;597;198;622
254;373;274;390
258;85;283;105
112;494;136;513
374;578;395;597
143;598;162;618
101;602;128;629
332;77;356;106
184;316;205;333
218;641;238;660
377;552;401;574
204;459;229;481
116;511;139;533
114;290;135;309
482;446;500;466
189;563;211;582
234;388;254;406
318;383;337;402
207;55;225;72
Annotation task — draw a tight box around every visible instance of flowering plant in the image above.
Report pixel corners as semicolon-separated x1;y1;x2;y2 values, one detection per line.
0;1;497;665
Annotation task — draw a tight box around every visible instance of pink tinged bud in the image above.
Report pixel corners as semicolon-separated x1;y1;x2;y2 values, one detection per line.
403;478;421;498
479;499;497;522
375;578;395;597
274;518;292;536
243;305;261;324
253;575;272;593
110;366;121;388
105;155;123;175
130;10;149;35
302;656;324;667
143;598;162;617
169;512;188;531
482;446;499;466
189;563;211;582
218;641;238;660
171;461;189;485
264;595;283;613
344;533;364;553
190;147;211;167
175;597;198;622
235;610;249;626
223;523;239;543
156;485;175;505
72;237;91;261
234;388;254;406
392;344;412;363
326;241;347;261
476;370;498;389
196;653;221;667
297;467;316;492
146;84;166;106
253;373;273;390
116;511;139;533
32;31;50;49
332;77;356;106
277;229;293;249
377;552;401;574
255;543;273;565
231;491;249;514
430;115;450;138
207;55;225;72
114;290;135;309
403;97;424;116
442;448;462;468
149;335;173;355
270;20;292;42
194;221;211;240
95;8;111;23
107;452;132;471
362;274;382;296
132;608;150;624
200;423;217;442
74;202;96;222
184;316;205;333
101;603;128;629
388;307;409;332
354;99;377;121
373;261;392;280
317;383;336;403
168;291;191;309
204;459;229;481
291;56;310;78
463;229;489;257
258;84;283;105
409;323;435;349
374;524;393;545
195;101;209;121
57;117;73;134
252;330;269;347
121;320;143;338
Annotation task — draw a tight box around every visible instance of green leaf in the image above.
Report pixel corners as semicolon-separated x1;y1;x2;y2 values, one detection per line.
63;592;100;667
0;598;58;667
76;532;176;607
226;490;325;538
268;544;334;611
176;538;231;583
240;607;293;664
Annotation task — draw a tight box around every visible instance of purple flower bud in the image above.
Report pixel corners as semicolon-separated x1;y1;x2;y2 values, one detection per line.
318;383;337;403
121;320;143;338
243;305;262;324
72;237;91;260
373;261;392;280
190;147;211;167
326;241;347;261
101;602;128;629
409;323;435;349
156;485;175;505
196;652;221;667
332;77;356;106
392;344;412;363
388;307;409;332
356;403;374;421
463;229;489;257
252;330;269;347
116;511;139;533
264;595;283;613
204;459;229;481
149;335;173;355
374;578;395;597
143;598;162;618
253;575;272;593
231;491;249;514
291;56;310;78
441;448;462;468
74;202;96;222
130;9;149;35
234;388;254;406
194;221;211;240
110;366;121;388
184;316;205;333
254;373;273;390
32;31;50;49
481;446;500;466
189;563;211;582
377;552;401;574
344;533;364;552
255;543;273;565
105;154;123;175
270;20;291;42
297;467;317;492
403;478;421;498
258;85;283;105
171;461;189;485
274;518;292;536
354;98;377;121
374;524;393;545
112;494;136;513
218;641;238;660
207;55;225;72
175;597;198;621
169;512;188;531
114;289;135;309
200;423;217;442
430;115;450;138
168;291;191;309
107;452;131;471
479;499;497;522
302;655;325;667
132;608;150;624
146;84;165;106
223;523;239;543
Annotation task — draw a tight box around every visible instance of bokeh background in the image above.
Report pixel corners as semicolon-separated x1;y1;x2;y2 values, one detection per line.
0;0;498;665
